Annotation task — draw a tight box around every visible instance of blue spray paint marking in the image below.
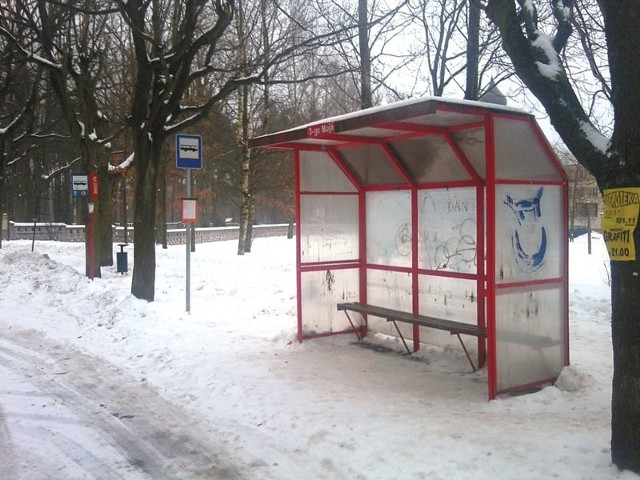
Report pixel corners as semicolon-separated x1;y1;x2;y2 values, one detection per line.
504;187;547;273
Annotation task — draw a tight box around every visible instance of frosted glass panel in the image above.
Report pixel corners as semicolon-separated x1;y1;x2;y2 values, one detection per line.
418;275;477;323
341;144;406;186
390;136;470;183
418;187;477;274
495;184;564;283
418;275;479;353
366;269;413;338
494;117;561;181
300;194;359;263
301;268;360;335
495;284;565;392
300;150;357;192
366;190;412;267
451;127;486;180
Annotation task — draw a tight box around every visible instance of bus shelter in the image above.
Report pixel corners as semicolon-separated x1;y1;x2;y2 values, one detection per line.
249;97;569;399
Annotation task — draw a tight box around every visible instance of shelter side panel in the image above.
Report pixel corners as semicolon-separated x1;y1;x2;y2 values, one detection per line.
301;268;360;336
495;284;566;392
493;117;564;182
300;195;359;263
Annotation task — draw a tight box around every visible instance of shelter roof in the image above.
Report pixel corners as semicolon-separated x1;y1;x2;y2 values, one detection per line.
249;96;530;150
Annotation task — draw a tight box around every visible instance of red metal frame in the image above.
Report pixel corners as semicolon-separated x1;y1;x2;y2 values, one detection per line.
485;114;498;399
294;150;303;344
411;187;420;351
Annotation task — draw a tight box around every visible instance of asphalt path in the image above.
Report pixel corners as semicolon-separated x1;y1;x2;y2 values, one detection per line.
0;322;246;480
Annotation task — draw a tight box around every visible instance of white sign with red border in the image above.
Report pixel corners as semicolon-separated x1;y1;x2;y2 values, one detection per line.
181;198;198;223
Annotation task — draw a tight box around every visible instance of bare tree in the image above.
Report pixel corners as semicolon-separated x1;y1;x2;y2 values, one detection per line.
110;0;245;300
485;0;638;472
308;0;413;107
406;0;508;99
0;4;41;248
1;0;122;275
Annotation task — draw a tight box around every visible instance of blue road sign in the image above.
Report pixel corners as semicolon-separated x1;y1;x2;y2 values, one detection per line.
176;134;202;169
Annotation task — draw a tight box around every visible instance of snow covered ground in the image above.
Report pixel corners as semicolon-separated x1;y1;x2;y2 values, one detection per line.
0;232;637;479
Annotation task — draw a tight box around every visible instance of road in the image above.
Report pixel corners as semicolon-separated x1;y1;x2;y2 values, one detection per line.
0;323;245;480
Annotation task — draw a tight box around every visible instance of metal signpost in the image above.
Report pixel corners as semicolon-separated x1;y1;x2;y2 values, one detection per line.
71;173;97;279
176;134;202;312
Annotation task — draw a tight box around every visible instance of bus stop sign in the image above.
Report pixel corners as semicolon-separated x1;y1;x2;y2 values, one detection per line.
176;134;202;169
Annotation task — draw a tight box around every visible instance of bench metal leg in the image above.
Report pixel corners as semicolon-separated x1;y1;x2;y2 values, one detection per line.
391;320;412;355
453;333;477;372
343;311;362;341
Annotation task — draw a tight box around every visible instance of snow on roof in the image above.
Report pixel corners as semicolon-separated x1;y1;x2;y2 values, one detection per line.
250;96;529;149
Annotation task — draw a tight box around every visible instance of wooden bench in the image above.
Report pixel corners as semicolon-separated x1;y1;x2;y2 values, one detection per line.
337;302;486;371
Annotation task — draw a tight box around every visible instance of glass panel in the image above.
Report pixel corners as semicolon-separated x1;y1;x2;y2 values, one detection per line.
418;275;477;323
301;268;360;335
495;284;566;392
341;144;406;186
390;135;470;183
418;187;478;274
366;190;412;267
494;117;562;181
417;275;479;353
495;184;565;283
300;150;357;192
451;127;486;180
366;269;414;339
300;194;359;263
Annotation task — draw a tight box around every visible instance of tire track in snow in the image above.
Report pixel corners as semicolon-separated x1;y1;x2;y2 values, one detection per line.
0;322;246;480
0;402;17;478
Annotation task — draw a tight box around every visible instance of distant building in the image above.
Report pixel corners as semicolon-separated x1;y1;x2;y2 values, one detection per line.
565;163;603;236
479;80;508;106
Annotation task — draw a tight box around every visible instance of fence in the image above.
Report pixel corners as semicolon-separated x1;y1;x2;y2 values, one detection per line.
2;221;292;244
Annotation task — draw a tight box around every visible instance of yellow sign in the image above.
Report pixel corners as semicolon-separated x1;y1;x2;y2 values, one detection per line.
602;188;640;261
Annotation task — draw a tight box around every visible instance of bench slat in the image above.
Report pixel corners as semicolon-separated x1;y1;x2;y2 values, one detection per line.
337;302;486;337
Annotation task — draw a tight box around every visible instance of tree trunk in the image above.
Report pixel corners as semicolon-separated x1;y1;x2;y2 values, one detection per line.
237;144;251;256
157;149;168;249
0;143;5;249
243;197;254;253
97;159;114;267
358;0;373;109
83;147;102;279
235;3;251;256
464;0;480;100
600;2;640;471
130;139;157;301
610;257;640;472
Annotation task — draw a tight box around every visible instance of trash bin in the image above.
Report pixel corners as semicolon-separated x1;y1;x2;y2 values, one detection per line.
116;243;128;274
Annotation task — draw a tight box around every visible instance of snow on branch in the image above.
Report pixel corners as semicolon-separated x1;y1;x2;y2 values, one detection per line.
0;27;62;70
42;157;82;181
109;152;134;174
579;121;611;157
0;115;20;136
532;34;562;79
